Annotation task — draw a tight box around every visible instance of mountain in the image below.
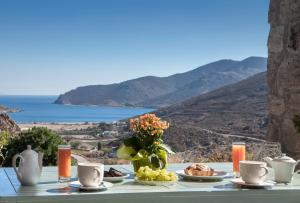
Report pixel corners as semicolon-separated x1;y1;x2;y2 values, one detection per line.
55;56;267;108
156;72;268;139
105;72;268;161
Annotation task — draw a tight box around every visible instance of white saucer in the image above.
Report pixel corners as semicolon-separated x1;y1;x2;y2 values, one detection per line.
176;170;228;181
104;174;130;182
69;181;113;191
230;178;273;188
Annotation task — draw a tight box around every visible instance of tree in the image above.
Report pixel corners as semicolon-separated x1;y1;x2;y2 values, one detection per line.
71;141;80;149
97;142;102;150
2;127;65;166
98;122;112;131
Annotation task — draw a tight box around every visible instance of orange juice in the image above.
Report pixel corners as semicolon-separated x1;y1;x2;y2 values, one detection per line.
232;142;246;177
58;145;71;182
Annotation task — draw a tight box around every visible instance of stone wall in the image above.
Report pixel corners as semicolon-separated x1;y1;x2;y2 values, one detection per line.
268;0;300;158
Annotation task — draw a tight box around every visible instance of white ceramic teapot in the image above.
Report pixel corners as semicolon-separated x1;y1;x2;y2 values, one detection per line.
264;154;300;183
12;145;43;186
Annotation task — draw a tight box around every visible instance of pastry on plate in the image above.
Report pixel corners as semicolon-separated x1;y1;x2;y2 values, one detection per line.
184;163;214;176
104;167;123;177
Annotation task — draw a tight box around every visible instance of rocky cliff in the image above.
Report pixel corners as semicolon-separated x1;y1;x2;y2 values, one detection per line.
268;0;300;158
0;113;20;133
55;57;267;108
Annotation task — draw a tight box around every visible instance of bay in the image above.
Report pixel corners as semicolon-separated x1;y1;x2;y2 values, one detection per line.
0;95;154;123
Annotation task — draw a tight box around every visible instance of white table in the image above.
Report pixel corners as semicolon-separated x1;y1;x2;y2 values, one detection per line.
1;163;300;203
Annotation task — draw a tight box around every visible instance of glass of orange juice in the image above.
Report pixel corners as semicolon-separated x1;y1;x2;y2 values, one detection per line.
58;145;71;182
232;142;246;177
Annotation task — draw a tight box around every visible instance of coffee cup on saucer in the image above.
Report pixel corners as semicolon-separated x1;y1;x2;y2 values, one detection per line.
240;161;269;184
77;162;104;187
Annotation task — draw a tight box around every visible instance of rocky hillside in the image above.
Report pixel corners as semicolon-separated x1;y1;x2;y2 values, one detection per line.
0;105;21;113
164;126;265;162
55;57;267;108
102;73;268;161
156;72;268;139
0;113;20;133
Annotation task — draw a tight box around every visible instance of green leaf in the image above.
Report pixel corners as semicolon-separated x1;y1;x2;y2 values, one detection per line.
131;149;149;161
159;144;175;154
157;149;168;169
116;144;137;160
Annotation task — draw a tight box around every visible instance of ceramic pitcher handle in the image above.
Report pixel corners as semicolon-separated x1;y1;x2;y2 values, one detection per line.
294;160;300;174
12;154;24;180
260;166;269;178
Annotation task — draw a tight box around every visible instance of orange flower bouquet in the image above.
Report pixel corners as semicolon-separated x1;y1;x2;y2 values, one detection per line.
117;114;174;172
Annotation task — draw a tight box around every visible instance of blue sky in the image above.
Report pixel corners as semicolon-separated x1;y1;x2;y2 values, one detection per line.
0;0;270;95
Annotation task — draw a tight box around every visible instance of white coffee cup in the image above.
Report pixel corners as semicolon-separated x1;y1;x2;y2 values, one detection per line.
240;161;269;184
77;162;104;187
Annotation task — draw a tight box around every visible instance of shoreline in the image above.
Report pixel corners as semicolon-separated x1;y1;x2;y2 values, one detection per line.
16;121;112;124
17;122;102;131
54;102;156;110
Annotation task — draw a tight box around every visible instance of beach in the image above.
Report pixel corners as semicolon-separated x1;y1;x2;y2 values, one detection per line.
18;122;99;131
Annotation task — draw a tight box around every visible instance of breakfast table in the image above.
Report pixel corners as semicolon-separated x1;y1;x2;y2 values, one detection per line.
1;163;300;203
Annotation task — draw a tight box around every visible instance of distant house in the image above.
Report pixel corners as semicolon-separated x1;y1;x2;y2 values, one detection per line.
102;131;118;137
117;121;127;126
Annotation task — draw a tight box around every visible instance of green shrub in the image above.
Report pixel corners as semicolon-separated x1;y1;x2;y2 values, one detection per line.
0;130;12;165
70;141;80;149
2;127;65;167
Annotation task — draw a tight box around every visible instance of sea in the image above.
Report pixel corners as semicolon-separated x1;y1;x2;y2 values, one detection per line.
0;95;154;123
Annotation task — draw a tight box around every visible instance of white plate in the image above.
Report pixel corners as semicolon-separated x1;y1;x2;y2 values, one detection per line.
135;178;177;186
230;178;273;188
104;174;130;182
69;181;113;191
176;170;228;181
